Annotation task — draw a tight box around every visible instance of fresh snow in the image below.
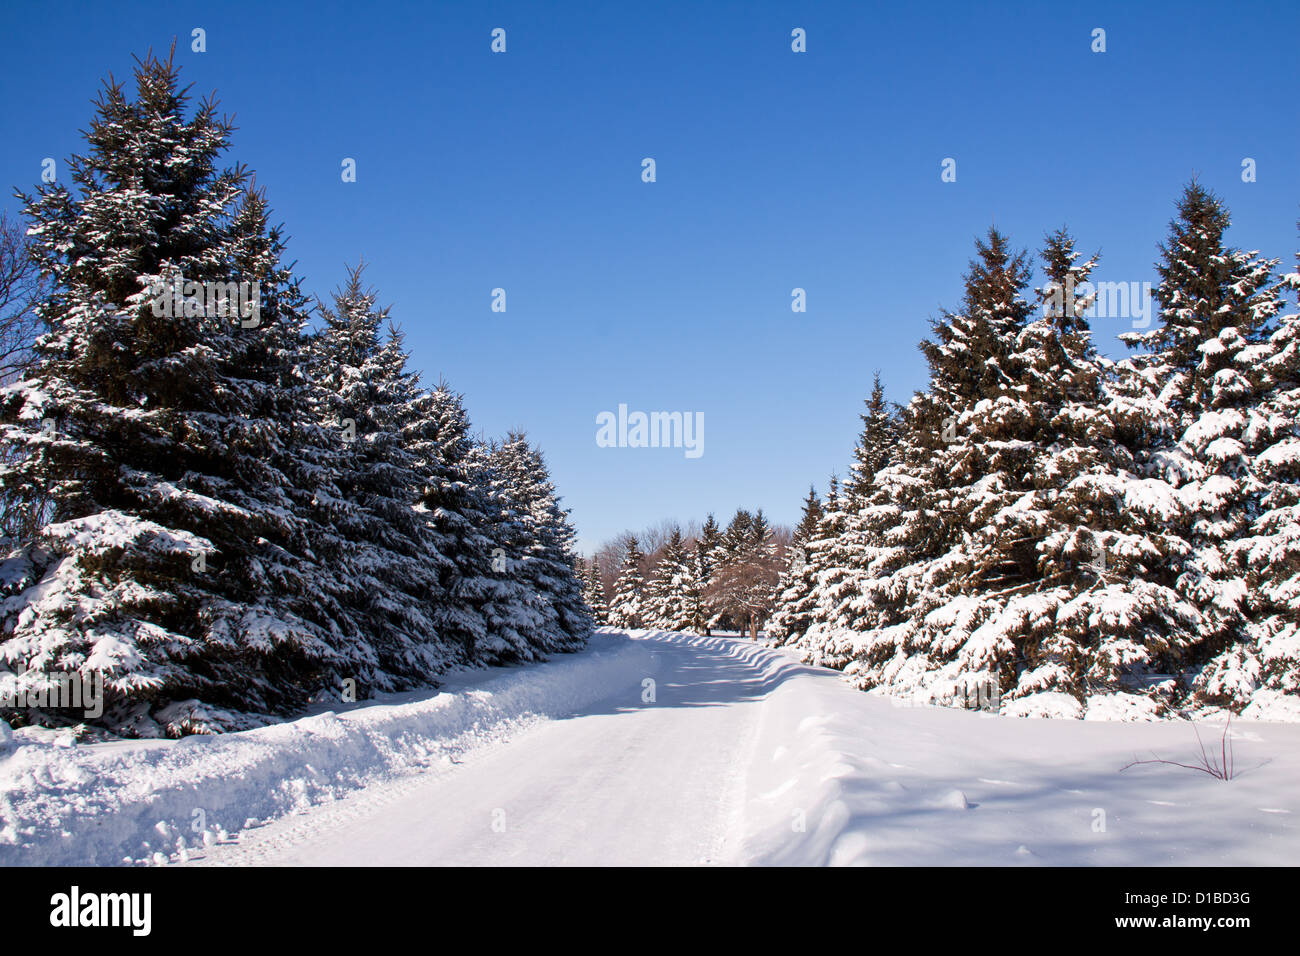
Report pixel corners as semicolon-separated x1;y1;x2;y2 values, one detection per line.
1;629;1296;866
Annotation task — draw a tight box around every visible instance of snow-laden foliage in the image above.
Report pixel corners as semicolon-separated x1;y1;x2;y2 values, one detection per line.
476;432;591;659
766;485;824;644
0;51;591;736
1232;218;1300;712
773;190;1300;720
607;536;647;629
642;528;696;632
577;556;608;625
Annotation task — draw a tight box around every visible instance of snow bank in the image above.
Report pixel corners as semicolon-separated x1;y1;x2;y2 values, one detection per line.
0;631;653;866
740;642;1300;866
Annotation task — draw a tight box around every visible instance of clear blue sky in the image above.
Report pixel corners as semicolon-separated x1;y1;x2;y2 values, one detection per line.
2;0;1297;553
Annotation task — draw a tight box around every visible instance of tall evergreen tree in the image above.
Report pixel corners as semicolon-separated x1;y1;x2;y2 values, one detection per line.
793;485;824;544
303;267;446;687
815;230;1043;696
409;383;501;666
0;52;353;733
845;373;897;504
786;475;837;647
958;227;1183;711
722;508;754;559
800;373;900;660
692;515;724;634
480;432;591;657
766;486;823;644
579;556;608;625
643;527;694;631
1230;217;1300;715
1118;184;1282;710
607;535;646;629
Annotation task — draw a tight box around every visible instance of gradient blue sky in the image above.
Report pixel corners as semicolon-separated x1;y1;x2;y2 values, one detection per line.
2;0;1297;553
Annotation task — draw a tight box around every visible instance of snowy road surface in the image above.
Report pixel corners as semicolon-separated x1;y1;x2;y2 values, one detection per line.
3;630;1298;866
198;631;1298;867
203;633;764;865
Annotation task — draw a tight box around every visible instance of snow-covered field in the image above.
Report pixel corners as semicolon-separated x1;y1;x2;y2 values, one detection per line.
1;629;1296;866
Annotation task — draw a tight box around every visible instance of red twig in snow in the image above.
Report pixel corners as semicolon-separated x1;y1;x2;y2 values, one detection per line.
1120;716;1235;781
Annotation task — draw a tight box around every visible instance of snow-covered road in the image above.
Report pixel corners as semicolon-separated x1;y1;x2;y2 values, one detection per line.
203;632;766;865
197;631;1299;867
4;629;1298;866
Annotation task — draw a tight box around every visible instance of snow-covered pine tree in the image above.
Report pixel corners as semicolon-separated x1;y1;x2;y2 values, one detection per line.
574;553;588;614
1117;184;1282;712
301;267;447;687
996;229;1146;709
0;52;354;733
479;432;591;657
694;515;723;579
824;396;937;687
696;514;724;573
828;229;1039;701
643;527;694;631
463;436;551;662
225;193;384;702
794;486;825;544
788;475;854;660
525;436;594;650
685;516;721;634
800;374;900;666
641;536;668;628
956;227;1193;715
1229;216;1300;717
722;509;754;560
607;535;647;629
579;556;608;625
691;514;725;634
908;228;1082;703
845;373;897;503
412;383;501;664
766;485;823;644
517;433;595;650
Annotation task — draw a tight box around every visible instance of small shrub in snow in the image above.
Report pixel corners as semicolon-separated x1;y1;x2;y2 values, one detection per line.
1121;718;1238;781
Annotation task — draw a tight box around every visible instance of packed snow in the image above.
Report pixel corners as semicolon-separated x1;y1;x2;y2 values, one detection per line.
1;629;1295;866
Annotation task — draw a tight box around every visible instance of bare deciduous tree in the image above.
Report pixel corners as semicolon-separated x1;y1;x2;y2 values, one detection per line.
0;210;44;385
0;210;50;543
